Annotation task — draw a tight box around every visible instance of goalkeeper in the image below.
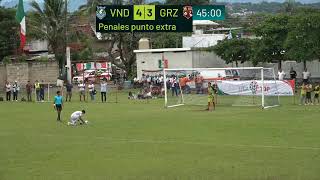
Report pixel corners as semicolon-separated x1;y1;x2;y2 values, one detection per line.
206;82;216;111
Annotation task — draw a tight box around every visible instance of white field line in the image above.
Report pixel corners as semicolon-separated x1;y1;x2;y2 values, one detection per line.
42;134;320;151
1;132;319;151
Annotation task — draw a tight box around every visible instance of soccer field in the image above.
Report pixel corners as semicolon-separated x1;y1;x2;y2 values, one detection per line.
1;94;320;180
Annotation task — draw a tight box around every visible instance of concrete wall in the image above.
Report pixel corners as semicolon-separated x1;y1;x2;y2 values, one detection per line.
0;61;59;85
135;48;320;81
136;51;193;78
0;65;6;87
6;63;29;84
183;34;226;48
29;62;59;84
192;51;226;68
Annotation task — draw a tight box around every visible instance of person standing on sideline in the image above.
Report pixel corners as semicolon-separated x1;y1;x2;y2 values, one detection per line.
195;73;204;94
289;67;297;93
302;68;311;84
5;81;12;101
278;69;286;81
65;82;73;102
35;80;41;102
40;80;45;102
88;81;95;101
306;83;313;105
26;80;32;102
170;76;178;96
53;91;63;122
206;82;215;111
314;83;320;105
12;81;19;101
300;83;307;105
289;67;297;80
100;79;107;102
78;80;86;101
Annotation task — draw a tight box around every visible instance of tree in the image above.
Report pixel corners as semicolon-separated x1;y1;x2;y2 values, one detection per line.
28;0;67;74
285;8;320;69
209;38;254;67
253;14;289;69
0;7;19;61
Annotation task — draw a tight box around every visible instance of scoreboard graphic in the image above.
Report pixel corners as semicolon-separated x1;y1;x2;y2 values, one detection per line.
96;5;225;33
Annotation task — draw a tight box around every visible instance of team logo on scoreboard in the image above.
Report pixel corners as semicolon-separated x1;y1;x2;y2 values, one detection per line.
183;6;193;19
96;6;106;20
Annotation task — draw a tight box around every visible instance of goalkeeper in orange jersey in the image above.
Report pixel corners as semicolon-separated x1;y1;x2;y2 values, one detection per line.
206;82;216;111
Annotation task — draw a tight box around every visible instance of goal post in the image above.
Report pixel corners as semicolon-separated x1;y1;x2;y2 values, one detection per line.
163;67;280;109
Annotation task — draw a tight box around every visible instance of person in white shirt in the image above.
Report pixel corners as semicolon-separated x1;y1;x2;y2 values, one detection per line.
278;69;286;80
170;76;178;96
12;81;20;101
302;68;311;84
78;81;86;101
100;80;107;102
68;110;87;126
5;81;12;101
88;81;95;101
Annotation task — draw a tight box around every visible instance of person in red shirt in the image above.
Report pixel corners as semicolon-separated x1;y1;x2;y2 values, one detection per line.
195;73;204;94
179;75;190;94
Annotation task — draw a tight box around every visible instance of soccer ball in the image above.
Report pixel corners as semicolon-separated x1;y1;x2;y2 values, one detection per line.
67;122;71;126
85;120;89;124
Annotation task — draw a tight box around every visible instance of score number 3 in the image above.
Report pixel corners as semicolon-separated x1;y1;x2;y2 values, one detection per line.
134;5;155;21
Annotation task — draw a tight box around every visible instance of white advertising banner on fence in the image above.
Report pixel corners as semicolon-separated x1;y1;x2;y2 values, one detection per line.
216;80;295;96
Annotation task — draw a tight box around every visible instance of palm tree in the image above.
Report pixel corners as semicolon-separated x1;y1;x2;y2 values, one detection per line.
29;0;67;74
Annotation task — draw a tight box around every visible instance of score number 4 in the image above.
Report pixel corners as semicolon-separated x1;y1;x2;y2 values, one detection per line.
134;5;155;21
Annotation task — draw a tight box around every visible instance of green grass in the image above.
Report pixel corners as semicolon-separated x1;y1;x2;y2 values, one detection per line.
0;94;320;180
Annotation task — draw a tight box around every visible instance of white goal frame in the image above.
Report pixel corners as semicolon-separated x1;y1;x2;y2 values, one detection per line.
163;67;280;109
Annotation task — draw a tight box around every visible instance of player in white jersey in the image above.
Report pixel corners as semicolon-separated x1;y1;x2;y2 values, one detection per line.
68;110;86;126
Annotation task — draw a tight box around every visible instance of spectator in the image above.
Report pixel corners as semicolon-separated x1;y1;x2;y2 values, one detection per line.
314;83;320;105
40;80;45;102
179;75;190;94
100;79;107;102
65;82;73;102
146;75;151;86
5;81;11;101
26;81;32;102
12;81;19;101
278;69;286;80
128;91;135;99
306;83;313;105
300;83;307;105
302;68;311;84
195;73;204;94
289;67;297;80
170;76;178;96
34;80;41;102
78;80;86;101
88;81;95;101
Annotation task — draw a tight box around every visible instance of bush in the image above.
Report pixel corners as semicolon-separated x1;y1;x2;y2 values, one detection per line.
37;56;49;62
16;55;27;62
2;56;11;64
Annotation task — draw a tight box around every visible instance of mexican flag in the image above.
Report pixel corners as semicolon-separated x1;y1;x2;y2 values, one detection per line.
16;0;26;50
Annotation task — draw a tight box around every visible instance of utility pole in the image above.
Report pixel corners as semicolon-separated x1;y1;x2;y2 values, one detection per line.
65;0;72;84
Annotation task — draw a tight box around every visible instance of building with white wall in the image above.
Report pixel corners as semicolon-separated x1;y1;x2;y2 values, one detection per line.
134;47;320;80
134;48;229;79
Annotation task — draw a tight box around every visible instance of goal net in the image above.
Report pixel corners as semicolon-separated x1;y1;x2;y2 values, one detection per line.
164;67;280;109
